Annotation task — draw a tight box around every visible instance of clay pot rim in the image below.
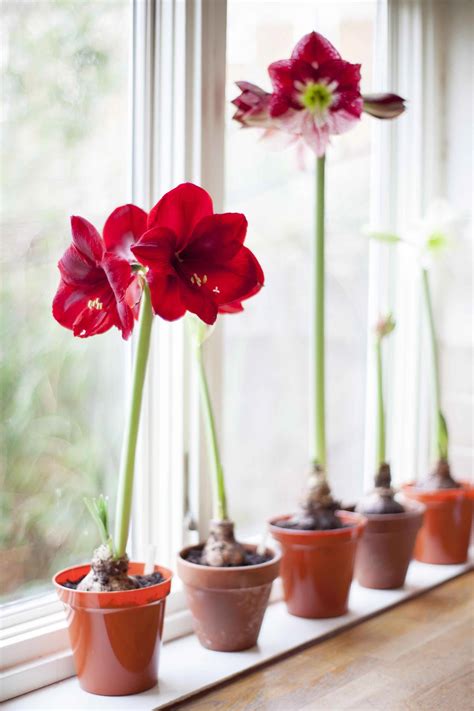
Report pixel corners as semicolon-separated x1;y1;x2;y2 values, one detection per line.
178;543;281;573
403;482;472;501
268;510;367;538
53;561;173;602
357;499;425;522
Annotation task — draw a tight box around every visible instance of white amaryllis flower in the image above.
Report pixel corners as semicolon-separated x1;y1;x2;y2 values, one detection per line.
405;199;465;267
367;199;466;267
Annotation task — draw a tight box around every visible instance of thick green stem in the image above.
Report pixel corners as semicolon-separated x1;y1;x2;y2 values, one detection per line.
422;268;448;460
375;338;385;466
196;344;228;521
114;283;153;557
312;155;327;470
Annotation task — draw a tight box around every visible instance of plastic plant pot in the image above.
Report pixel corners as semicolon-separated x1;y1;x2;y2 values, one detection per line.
354;501;425;589
269;510;367;618
402;483;472;564
177;544;280;652
53;562;173;696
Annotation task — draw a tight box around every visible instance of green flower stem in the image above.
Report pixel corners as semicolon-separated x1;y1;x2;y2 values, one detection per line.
375;337;385;466
195;342;228;521
114;282;153;557
422;268;448;460
313;154;327;470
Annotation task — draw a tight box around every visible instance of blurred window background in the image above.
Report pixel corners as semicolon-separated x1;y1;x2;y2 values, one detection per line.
1;0;131;602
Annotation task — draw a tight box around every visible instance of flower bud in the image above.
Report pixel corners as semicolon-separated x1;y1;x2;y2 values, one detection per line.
232;81;274;128
375;313;396;339
362;93;406;119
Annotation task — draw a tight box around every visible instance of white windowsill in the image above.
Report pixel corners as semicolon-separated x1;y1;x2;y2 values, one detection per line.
3;558;472;710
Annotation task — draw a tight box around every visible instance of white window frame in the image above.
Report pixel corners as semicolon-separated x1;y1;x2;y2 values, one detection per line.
1;0;454;702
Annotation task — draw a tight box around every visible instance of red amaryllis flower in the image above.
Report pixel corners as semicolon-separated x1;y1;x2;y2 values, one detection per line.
268;31;363;156
131;183;264;325
362;93;406;119
53;205;147;340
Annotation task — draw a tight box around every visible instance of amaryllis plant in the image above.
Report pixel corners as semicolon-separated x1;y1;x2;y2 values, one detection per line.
233;31;406;529
357;315;404;515
370;202;462;490
53;183;263;590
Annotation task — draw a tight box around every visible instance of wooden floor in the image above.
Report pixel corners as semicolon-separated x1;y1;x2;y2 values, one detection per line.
176;572;474;711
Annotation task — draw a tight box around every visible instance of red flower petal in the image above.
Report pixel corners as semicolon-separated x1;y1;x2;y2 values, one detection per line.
52;280;116;338
103;204;148;261
131;227;177;269
58;245;104;286
102;252;134;303
218;301;244;314
70;216;104;263
182;245;263;308
291;31;341;65
147;183;214;250
218;280;263;314
182;213;248;263
319;59;361;91
146;270;187;321
178;279;218;325
268;60;296;99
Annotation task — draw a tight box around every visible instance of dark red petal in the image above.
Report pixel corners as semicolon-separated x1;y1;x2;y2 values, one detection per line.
269;92;292;117
318;59;361;91
101;252;134;303
52;280;116;338
70;216;104;264
103;204;148;261
268;60;296;96
146;270;187;321
58;245;104;287
147;183;214;250
291;31;341;65
131;227;177;269
220;280;263;313
116;299;135;340
178;280;218;325
71;289;118;338
183;245;264;308
181;213;248;263
218;301;244;314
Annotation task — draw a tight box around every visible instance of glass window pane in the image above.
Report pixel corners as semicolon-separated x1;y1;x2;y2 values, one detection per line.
223;0;376;532
1;0;131;601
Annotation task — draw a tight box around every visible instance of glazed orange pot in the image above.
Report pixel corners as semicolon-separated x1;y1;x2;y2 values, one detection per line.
54;562;172;696
177;544;280;652
269;511;367;618
354;501;425;589
403;483;472;564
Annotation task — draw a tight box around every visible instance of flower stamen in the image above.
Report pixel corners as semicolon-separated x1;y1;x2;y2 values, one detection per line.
87;297;103;310
299;81;334;114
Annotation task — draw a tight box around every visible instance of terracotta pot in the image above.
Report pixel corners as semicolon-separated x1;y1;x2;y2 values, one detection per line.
269;511;367;619
403;483;472;564
177;544;280;652
53;562;172;696
355;501;425;589
465;481;474;548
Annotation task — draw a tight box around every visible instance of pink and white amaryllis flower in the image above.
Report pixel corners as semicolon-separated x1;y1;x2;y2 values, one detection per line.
232;31;406;156
267;32;363;156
